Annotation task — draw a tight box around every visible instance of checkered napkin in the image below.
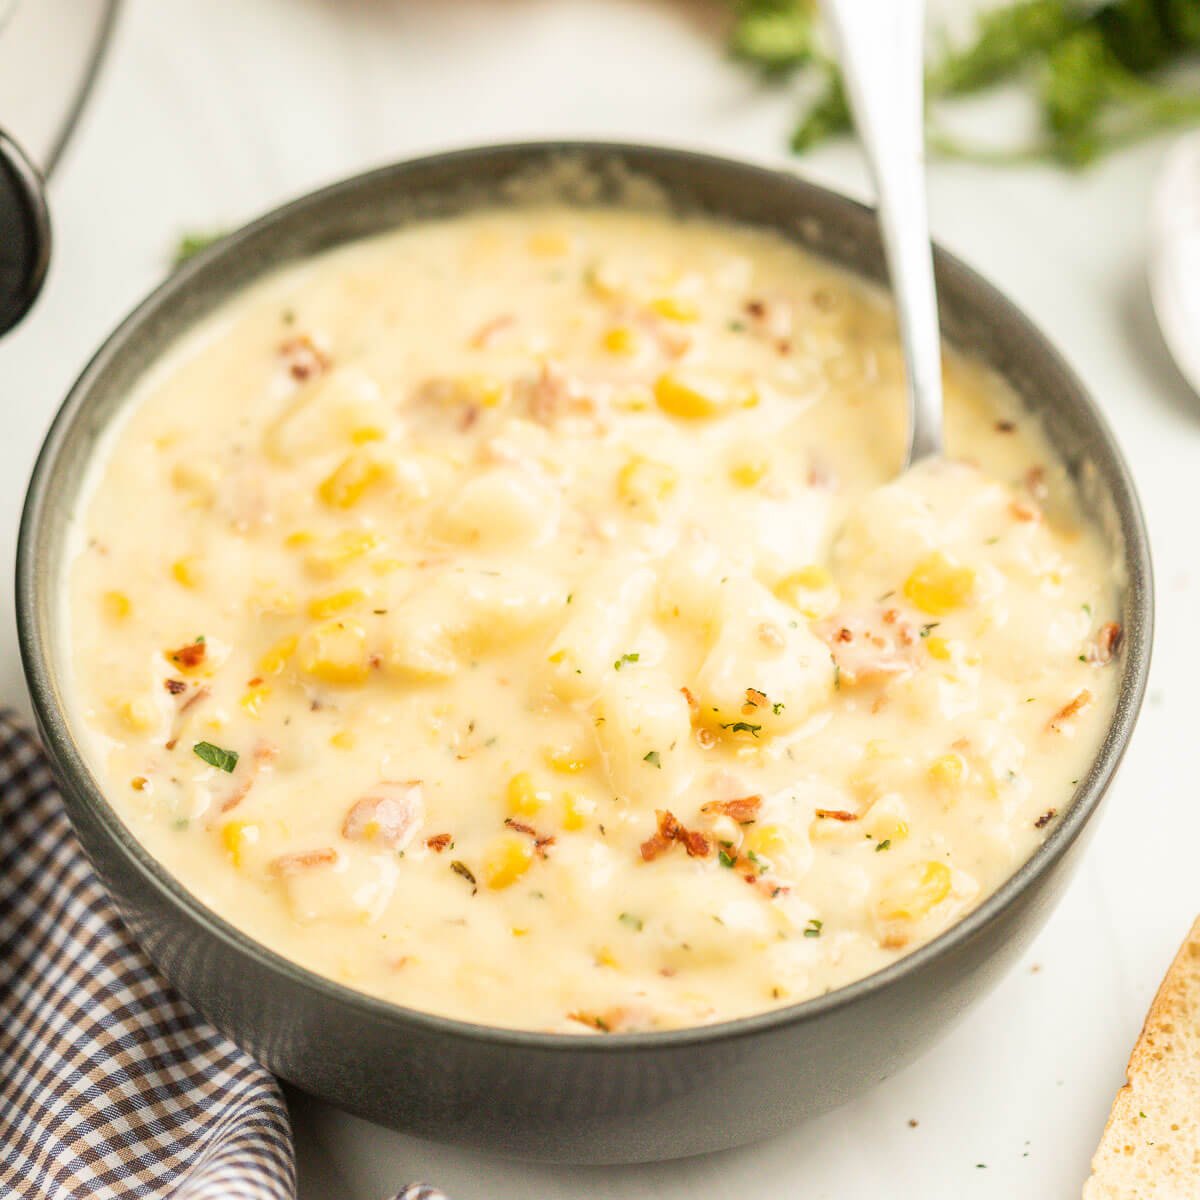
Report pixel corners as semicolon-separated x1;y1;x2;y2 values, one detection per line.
0;709;446;1200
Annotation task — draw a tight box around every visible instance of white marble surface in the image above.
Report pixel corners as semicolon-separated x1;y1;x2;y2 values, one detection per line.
2;3;1197;1197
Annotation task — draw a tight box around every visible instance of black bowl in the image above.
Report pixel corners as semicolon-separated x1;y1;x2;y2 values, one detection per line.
16;143;1152;1164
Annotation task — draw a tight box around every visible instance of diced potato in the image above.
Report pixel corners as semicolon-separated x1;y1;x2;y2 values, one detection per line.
280;853;398;924
264;365;388;461
729;457;769;488
694;578;836;736
654;536;725;629
591;671;691;800
434;468;559;547
483;835;534;890
170;459;223;504
544;563;655;701
602;327;640;356
903;552;975;616
298;619;370;685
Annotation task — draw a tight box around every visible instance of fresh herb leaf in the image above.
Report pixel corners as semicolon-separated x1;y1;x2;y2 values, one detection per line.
803;918;823;938
720;720;762;737
719;849;737;868
772;701;786;715
193;741;238;773
876;839;892;852
643;750;662;768
613;652;640;671
920;623;940;638
619;912;644;931
450;860;477;892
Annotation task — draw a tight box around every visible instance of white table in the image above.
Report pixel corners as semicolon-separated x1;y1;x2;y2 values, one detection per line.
2;3;1194;1196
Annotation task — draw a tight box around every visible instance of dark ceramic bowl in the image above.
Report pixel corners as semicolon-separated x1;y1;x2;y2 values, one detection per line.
16;143;1152;1164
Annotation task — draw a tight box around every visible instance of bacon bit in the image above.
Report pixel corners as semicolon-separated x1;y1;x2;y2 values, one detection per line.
654;326;692;360
503;817;555;858
246;676;264;688
458;405;481;432
775;338;792;356
701;795;762;825
695;727;717;749
568;1010;616;1034
533;836;556;858
279;333;330;381
518;362;572;426
745;299;766;319
219;740;278;813
425;833;452;853
390;956;411;970
164;678;187;695
819;609;919;686
881;609;898;625
504;817;538;837
1090;621;1123;665
742;687;768;714
680;686;700;718
468;314;515;349
815;808;859;822
168;641;206;671
1034;808;1058;829
882;931;910;950
342;781;424;849
1049;688;1093;733
270;847;337;876
1010;498;1041;522
640;809;711;862
835;627;853;643
1025;465;1048;501
131;776;149;792
995;419;1016;433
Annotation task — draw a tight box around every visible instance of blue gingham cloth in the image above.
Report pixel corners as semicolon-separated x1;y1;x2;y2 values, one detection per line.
0;710;446;1200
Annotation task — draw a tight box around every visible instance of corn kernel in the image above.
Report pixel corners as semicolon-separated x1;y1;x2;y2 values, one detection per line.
285;530;314;548
115;696;159;732
729;458;769;488
776;567;838;618
102;591;131;622
506;772;548;817
318;452;389;509
925;635;952;661
562;791;594;831
617;456;677;511
297;619;370;685
584;263;624;300
601;326;640;356
648;296;699;323
511;927;530;937
330;730;356;750
483;834;534;889
221;820;259;869
171;557;202;589
350;425;385;444
746;824;789;860
258;634;298;677
240;685;271;718
867;815;910;844
544;748;591;774
305;530;382;576
928;752;967;789
595;946;619;968
655;372;723;419
528;230;572;258
903;552;975;616
877;861;952;921
248;582;297;617
308;588;367;620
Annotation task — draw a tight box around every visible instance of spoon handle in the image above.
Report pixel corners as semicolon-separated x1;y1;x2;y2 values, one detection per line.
820;0;943;463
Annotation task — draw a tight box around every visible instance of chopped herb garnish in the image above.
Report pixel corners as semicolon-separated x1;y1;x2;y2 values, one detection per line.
172;231;227;267
920;623;939;638
613;652;640;671
833;664;842;690
718;849;736;868
1082;603;1093;616
876;839;892;852
566;592;574;604
193;741;238;773
619;912;644;931
772;701;786;715
804;918;823;938
450;860;477;893
720;721;762;737
728;319;748;332
643;750;662;768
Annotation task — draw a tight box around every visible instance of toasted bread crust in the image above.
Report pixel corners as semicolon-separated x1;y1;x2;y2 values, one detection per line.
1083;917;1200;1198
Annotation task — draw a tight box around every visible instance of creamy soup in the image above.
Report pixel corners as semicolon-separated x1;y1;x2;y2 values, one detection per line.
66;206;1123;1032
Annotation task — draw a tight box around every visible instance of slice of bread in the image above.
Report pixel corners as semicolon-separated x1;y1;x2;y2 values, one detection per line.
1083;917;1200;1198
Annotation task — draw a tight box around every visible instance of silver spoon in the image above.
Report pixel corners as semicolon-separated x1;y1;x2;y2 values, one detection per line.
820;0;943;465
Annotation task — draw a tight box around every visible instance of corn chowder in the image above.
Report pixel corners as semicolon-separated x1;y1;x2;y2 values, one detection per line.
66;207;1122;1033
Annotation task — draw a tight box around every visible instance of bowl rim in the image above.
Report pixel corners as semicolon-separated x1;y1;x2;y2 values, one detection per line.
16;139;1154;1053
